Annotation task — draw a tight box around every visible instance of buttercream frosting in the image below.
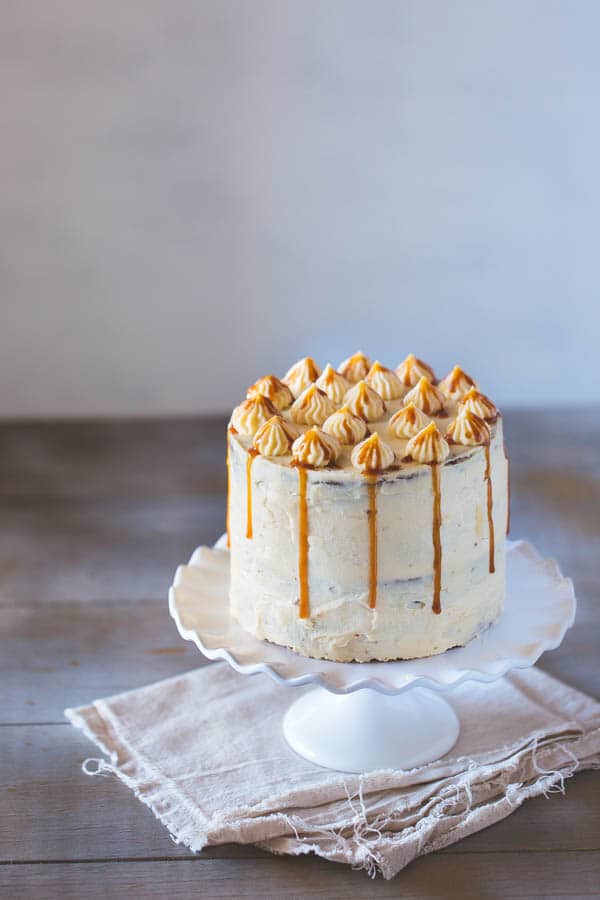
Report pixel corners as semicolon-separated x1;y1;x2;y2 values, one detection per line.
388;402;431;438
351;432;395;474
337;351;371;383
405;422;450;463
459;388;498;422
344;380;386;421
438;365;477;403
315;363;351;405
322;406;368;445
247;374;293;410
365;361;405;400
395;354;436;387
283;357;321;399
290;384;337;426
446;409;490;446
231;395;278;436
253;415;299;456
291;428;340;468
403;376;446;415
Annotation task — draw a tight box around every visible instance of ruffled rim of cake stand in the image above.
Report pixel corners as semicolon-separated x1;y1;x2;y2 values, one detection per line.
168;538;576;695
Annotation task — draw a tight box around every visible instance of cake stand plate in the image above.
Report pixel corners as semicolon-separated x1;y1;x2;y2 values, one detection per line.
169;539;575;772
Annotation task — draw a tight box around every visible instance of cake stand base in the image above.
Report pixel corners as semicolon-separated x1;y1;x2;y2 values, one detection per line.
282;686;460;773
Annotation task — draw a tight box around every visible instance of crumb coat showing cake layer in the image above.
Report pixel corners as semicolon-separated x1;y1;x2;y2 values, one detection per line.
227;359;508;662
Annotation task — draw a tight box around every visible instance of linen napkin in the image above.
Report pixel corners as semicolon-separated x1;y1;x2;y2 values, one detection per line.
66;663;600;879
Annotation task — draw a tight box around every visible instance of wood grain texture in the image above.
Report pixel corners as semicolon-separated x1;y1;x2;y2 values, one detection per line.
2;724;599;865
1;412;598;897
2;854;599;900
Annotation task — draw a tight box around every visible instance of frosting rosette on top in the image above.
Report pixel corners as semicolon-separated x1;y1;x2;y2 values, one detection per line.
282;357;321;399
388;402;431;439
438;365;477;403
315;364;351;405
231;395;279;436
344;381;386;421
246;375;293;410
351;433;395;474
337;351;371;383
252;416;299;456
446;409;490;446
403;376;446;416
322;406;368;445
395;354;436;388
290;385;337;426
458;388;498;422
291;428;340;468
365;361;405;400
405;422;450;464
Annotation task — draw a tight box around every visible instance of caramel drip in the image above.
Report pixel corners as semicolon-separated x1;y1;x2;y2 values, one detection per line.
245;448;258;539
504;441;511;535
297;466;310;618
367;478;378;609
226;426;236;548
431;464;442;614
484;445;495;573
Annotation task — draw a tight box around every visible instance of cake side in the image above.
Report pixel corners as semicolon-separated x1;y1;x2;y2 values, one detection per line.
227;356;509;662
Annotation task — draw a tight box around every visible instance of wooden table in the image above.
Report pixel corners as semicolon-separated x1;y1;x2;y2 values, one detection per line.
1;412;599;899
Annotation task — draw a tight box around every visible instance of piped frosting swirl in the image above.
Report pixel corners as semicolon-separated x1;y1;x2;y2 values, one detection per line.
283;357;321;399
338;351;371;383
253;416;299;456
231;395;279;436
396;354;436;387
290;384;337;425
365;361;405;400
351;433;395;474
292;428;340;468
322;406;368;445
315;363;351;405
344;380;386;421
458;388;498;422
405;422;450;464
247;374;293;410
438;365;477;403
403;376;446;415
446;409;490;446
388;402;431;438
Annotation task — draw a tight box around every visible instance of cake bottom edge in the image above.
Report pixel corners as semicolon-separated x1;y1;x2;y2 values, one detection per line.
230;599;504;663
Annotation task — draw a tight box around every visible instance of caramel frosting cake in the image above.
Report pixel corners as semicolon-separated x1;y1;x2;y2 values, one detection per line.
226;355;509;662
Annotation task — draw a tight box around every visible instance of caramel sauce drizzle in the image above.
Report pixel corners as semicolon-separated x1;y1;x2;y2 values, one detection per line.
226;425;236;548
504;439;511;535
484;445;495;573
297;465;310;618
431;463;442;614
245;448;258;539
367;477;378;609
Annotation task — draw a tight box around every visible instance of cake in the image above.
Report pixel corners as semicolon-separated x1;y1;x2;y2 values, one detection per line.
226;353;509;662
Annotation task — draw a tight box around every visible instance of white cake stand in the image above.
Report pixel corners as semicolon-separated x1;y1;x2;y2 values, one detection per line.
168;538;575;773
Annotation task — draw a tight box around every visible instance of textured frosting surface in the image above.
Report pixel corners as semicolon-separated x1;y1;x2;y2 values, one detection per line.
227;354;509;661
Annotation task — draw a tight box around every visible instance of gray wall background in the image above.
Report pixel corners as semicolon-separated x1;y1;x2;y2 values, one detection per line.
1;0;598;417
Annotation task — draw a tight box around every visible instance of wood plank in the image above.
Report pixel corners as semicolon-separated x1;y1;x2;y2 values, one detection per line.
0;496;224;607
0;604;206;724
0;723;265;864
2;724;598;865
2;852;599;899
0;418;226;501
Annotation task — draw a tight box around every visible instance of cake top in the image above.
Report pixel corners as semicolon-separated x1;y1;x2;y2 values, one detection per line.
230;353;499;477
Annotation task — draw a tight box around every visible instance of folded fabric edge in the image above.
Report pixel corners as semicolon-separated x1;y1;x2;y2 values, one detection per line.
257;734;600;880
65;704;210;854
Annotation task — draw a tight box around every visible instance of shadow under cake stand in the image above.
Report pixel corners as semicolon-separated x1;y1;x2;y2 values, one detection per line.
169;538;575;774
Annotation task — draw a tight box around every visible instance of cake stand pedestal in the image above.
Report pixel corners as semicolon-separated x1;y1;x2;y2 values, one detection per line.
282;686;459;771
169;538;575;773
